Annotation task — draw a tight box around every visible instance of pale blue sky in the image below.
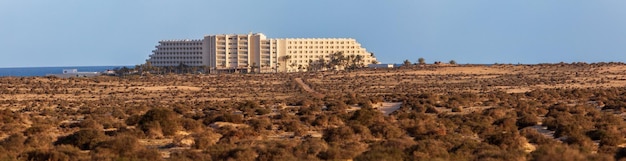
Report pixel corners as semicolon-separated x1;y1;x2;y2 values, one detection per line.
1;1;626;67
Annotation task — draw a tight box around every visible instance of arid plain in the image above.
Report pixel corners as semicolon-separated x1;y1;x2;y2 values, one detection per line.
1;63;626;160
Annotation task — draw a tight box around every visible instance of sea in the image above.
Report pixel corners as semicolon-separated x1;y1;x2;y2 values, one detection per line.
0;66;133;77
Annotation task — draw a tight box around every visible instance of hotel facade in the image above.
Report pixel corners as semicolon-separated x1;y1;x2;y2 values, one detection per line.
147;33;377;73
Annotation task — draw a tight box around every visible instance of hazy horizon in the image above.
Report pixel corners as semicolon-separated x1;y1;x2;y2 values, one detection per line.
2;1;626;67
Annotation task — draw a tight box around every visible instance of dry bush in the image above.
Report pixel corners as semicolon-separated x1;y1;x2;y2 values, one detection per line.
369;123;404;139
193;130;222;149
23;124;51;136
406;139;450;160
179;118;203;132
517;112;539;128
169;150;212;161
292;138;328;160
0;109;21;124
22;150;69;161
138;108;181;137
0;133;26;153
78;118;104;130
19;145;86;161
92;135;142;157
318;141;368;160
354;143;406;161
54;128;107;150
215;125;260;145
203;111;244;125
531;144;589;161
281;120;307;137
323;126;356;144
485;132;525;151
89;134;162;160
24;134;55;150
349;107;384;127
520;127;557;145
247;117;272;131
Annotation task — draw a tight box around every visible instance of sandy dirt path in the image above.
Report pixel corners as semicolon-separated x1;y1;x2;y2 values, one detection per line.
294;78;324;98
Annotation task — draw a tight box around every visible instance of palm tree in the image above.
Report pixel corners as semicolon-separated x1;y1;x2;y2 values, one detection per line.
355;55;364;68
203;65;210;74
248;62;256;73
282;55;292;72
308;59;316;72
290;63;297;72
330;52;346;70
340;53;349;69
418;57;426;65
191;66;199;74
135;64;142;75
177;62;188;73
403;59;412;67
317;57;327;71
449;60;457;65
347;55;357;70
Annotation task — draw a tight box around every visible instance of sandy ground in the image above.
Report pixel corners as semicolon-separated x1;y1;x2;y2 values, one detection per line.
530;123;556;140
375;102;403;116
210;122;249;129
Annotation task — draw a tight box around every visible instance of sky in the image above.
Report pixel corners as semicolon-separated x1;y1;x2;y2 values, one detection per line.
1;1;626;67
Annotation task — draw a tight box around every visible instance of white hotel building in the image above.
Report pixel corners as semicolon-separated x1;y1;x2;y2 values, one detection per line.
147;33;377;73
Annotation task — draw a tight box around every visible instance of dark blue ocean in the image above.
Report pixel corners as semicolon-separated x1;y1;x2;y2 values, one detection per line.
0;66;133;77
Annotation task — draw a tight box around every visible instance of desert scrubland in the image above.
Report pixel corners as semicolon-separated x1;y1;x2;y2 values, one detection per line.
2;63;626;160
